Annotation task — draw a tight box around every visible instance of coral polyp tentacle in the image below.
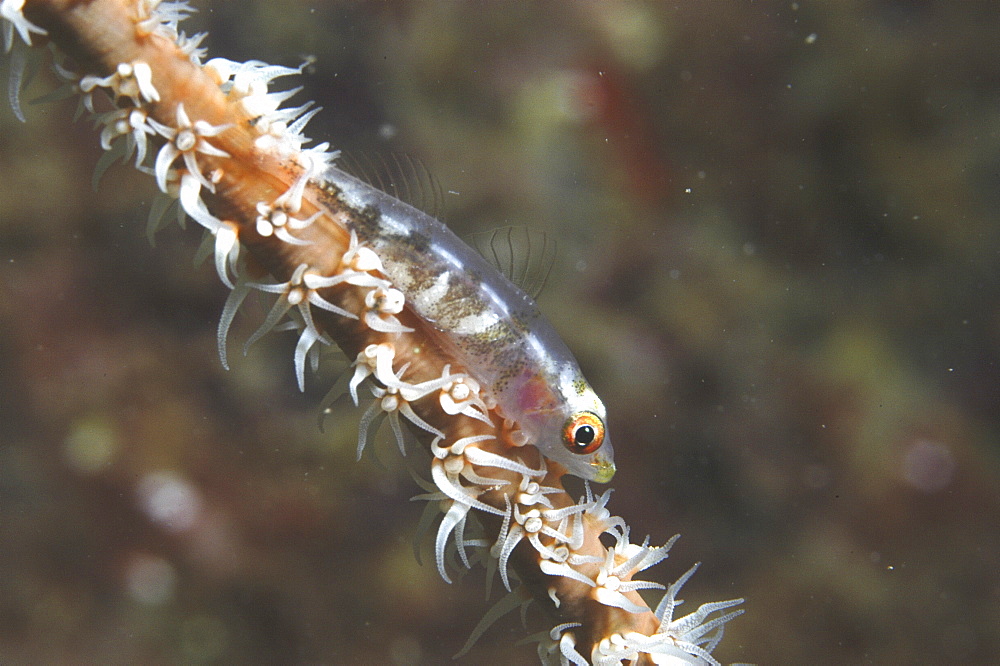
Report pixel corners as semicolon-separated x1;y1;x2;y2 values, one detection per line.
212;221;240;289
434;500;472;584
2;0;46;49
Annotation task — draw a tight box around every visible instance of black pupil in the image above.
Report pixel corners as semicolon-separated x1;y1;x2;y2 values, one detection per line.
575;424;596;446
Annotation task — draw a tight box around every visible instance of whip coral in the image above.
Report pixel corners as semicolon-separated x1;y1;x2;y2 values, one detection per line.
4;1;743;663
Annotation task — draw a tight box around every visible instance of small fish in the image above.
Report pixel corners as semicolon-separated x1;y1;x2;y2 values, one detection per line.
319;166;616;483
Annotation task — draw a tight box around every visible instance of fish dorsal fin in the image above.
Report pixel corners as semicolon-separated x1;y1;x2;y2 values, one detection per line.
338;150;446;221
467;225;558;299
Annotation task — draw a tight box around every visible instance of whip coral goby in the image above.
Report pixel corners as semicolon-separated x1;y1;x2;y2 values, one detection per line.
316;166;617;484
5;1;744;663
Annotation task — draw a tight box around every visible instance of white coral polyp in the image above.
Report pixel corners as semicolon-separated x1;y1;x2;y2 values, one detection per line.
358;379;446;456
341;231;384;274
362;286;413;334
97;107;155;168
79;61;161;109
254;170;322;244
254;199;320;245
365;286;405;315
437;368;493;425
242;263;364;390
148;103;230;193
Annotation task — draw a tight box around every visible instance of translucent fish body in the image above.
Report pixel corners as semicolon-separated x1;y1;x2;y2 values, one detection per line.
319;167;615;483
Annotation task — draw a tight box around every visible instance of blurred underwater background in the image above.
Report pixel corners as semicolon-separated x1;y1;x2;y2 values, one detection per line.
1;1;998;663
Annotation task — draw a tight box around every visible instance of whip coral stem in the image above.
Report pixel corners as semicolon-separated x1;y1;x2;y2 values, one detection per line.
10;1;743;663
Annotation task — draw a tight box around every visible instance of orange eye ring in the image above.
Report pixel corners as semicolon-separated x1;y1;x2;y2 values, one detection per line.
563;412;605;455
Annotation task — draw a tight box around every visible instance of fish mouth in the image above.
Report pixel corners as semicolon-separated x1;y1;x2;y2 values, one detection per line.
591;457;616;484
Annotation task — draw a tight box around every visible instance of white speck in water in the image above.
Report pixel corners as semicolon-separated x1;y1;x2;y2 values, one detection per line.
379;123;398;140
138;471;203;533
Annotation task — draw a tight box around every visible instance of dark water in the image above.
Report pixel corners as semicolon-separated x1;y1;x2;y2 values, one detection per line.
1;1;997;663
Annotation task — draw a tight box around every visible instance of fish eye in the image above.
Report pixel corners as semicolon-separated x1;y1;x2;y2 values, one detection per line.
563;412;605;455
